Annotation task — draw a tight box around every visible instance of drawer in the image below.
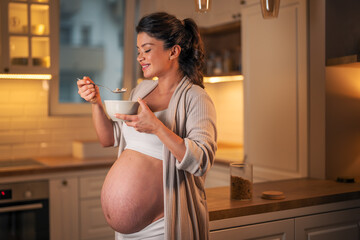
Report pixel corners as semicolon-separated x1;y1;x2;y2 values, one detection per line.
80;175;106;199
80;198;114;240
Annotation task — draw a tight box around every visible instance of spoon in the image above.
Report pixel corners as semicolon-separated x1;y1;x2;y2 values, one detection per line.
77;78;127;93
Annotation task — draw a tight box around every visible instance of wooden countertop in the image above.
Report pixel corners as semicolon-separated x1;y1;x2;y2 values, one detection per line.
3;157;359;223
0;156;115;177
206;178;360;221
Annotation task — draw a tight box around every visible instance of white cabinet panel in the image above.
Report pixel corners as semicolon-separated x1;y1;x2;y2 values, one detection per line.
242;0;308;181
79;173;113;240
80;198;113;240
80;174;105;198
210;219;294;240
50;177;79;240
295;208;360;240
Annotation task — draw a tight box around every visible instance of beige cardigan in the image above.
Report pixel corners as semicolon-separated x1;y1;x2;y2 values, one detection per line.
113;76;217;239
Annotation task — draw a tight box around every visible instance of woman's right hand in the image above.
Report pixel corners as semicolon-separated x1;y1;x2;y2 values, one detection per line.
77;76;100;104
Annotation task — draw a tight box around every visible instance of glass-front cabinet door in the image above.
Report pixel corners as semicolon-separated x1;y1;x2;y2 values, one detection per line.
1;0;53;73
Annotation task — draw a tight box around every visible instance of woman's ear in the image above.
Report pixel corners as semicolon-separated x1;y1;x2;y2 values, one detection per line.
169;45;181;60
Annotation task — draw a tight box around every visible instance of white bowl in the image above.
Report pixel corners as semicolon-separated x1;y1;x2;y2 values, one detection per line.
104;100;139;122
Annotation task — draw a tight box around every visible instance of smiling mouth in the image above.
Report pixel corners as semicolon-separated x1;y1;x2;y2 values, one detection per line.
142;64;150;70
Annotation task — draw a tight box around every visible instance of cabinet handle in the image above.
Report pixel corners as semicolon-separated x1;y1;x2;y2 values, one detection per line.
4;68;9;73
240;0;246;5
62;180;68;186
0;203;43;213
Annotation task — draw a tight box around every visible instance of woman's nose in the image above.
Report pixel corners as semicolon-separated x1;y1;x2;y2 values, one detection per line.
137;53;144;62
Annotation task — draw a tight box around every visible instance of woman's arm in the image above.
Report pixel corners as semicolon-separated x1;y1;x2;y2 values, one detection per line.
77;77;114;147
117;92;217;177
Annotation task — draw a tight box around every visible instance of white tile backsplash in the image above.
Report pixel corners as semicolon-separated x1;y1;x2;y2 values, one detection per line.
0;131;24;144
11;118;38;130
0;80;245;160
12;143;40;159
0;119;11;131
0;104;24;117
0;145;12;160
25;129;52;143
0;80;96;159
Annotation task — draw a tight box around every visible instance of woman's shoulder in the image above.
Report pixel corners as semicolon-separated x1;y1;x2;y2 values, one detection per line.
187;83;209;98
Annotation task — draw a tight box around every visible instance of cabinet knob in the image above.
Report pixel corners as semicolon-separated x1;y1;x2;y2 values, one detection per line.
240;0;246;5
4;68;9;73
62;180;68;186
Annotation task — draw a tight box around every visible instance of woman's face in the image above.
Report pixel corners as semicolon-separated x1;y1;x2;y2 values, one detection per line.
137;32;172;79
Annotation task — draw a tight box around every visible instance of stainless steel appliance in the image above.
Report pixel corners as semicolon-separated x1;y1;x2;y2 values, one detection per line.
0;180;49;240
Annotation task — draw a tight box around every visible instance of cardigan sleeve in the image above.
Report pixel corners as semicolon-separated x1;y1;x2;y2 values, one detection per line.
175;88;217;177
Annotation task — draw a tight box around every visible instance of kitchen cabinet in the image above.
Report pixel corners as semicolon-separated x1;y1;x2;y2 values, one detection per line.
0;0;56;74
210;202;360;240
200;22;242;76
50;177;80;240
295;208;360;240
151;0;243;28
242;0;308;181
211;219;294;240
79;174;113;240
50;170;113;240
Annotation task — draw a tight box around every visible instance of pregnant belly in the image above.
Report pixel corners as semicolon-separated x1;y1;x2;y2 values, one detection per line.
101;149;164;234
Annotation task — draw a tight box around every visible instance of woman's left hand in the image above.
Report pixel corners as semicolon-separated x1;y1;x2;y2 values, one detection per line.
115;98;161;134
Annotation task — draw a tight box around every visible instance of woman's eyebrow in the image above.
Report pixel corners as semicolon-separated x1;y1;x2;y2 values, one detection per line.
137;43;155;49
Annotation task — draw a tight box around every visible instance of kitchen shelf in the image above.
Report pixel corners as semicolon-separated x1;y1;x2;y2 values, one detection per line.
200;21;241;76
200;21;241;36
326;54;360;67
204;73;244;83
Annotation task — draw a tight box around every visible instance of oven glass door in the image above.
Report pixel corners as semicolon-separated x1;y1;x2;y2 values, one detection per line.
0;199;49;240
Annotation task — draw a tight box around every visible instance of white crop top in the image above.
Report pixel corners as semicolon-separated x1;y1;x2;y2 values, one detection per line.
122;109;167;160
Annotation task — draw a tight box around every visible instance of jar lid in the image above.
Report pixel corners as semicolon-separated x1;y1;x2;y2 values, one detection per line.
261;191;285;200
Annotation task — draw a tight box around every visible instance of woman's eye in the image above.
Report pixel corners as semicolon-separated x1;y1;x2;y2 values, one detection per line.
145;49;151;53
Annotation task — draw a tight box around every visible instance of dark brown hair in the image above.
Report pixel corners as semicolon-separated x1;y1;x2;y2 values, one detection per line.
136;12;205;88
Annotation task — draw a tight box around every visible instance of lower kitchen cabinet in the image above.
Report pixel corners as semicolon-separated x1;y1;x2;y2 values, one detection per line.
50;170;113;240
210;219;294;240
210;205;360;240
295;208;360;240
50;177;79;240
79;174;114;240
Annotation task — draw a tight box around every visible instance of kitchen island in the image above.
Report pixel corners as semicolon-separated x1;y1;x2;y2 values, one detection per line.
1;157;360;239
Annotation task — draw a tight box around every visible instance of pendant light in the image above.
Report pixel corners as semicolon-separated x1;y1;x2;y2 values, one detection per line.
260;0;280;19
194;0;211;13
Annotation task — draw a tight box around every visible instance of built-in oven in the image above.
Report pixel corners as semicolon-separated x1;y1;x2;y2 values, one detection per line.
0;180;49;240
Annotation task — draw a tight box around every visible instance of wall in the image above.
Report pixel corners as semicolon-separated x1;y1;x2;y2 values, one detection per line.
205;81;244;145
0;78;244;160
0;79;97;160
326;66;360;180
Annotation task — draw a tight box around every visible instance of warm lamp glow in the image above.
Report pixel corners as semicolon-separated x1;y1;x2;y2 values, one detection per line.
0;74;52;80
204;75;244;83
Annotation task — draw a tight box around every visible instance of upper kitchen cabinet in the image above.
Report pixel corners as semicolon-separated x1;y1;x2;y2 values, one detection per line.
242;0;308;181
147;0;244;28
137;0;244;78
0;0;56;74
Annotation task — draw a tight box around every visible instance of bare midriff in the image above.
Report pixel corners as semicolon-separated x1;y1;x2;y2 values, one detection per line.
101;149;164;234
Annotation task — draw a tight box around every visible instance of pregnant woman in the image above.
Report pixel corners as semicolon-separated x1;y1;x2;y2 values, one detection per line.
77;12;217;240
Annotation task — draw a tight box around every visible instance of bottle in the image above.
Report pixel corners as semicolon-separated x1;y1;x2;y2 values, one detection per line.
223;50;232;73
213;55;223;75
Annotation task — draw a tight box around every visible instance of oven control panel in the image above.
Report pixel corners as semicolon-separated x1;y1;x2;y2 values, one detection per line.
0;189;12;200
0;181;48;204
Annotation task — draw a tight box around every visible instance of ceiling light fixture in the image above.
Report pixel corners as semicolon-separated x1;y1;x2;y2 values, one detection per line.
260;0;280;19
195;0;211;13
